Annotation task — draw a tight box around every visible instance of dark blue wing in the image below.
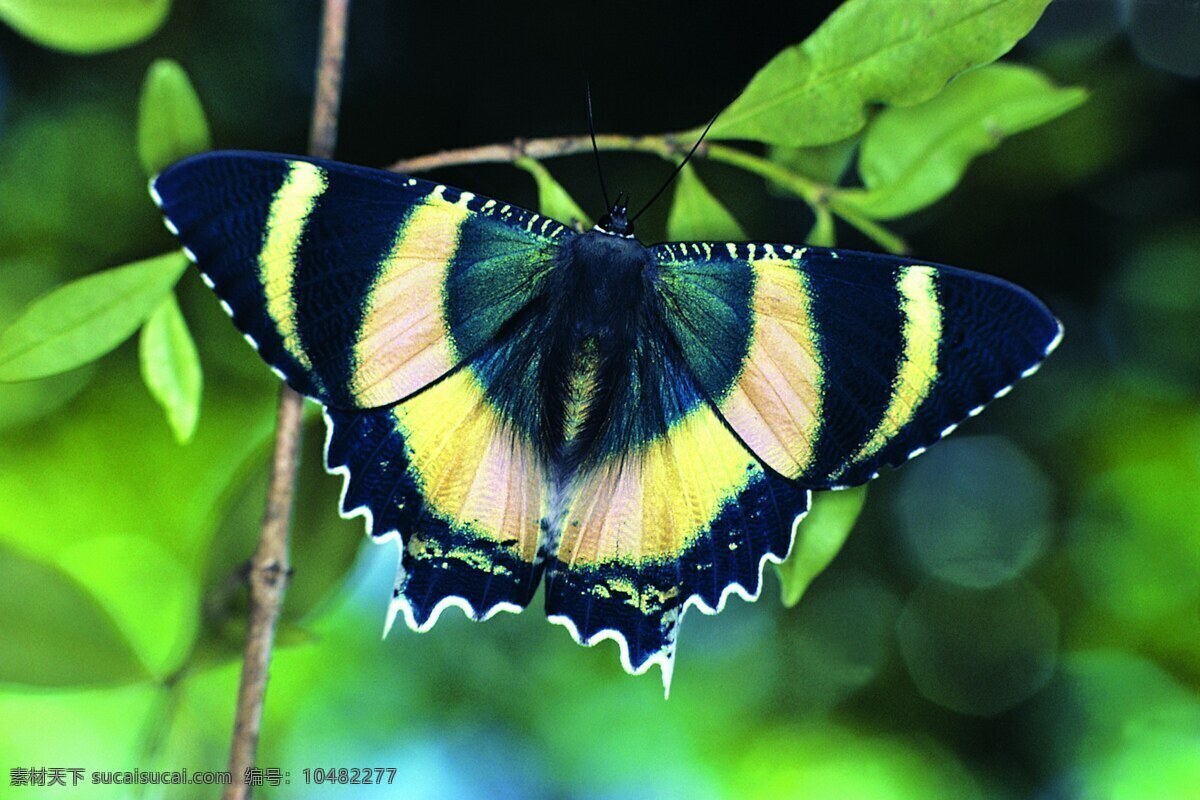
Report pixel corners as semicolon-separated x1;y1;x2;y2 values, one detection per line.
652;241;1062;489
154;151;573;625
151;150;568;409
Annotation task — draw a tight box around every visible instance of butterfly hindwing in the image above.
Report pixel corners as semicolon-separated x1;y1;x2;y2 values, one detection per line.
151;151;567;409
324;364;549;626
653;243;1062;489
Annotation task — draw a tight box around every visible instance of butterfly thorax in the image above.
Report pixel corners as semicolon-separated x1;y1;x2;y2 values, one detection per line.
565;230;653;329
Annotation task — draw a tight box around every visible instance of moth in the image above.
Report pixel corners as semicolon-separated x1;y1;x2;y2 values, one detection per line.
151;151;1061;690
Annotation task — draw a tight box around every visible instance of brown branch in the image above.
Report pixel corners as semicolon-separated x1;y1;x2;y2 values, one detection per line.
222;1;350;797
387;133;910;254
388;133;686;174
309;0;349;161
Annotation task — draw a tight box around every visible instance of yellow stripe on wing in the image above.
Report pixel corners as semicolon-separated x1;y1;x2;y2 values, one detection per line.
718;257;823;479
559;403;757;567
392;367;545;564
352;192;471;407
258;160;327;375
848;266;942;466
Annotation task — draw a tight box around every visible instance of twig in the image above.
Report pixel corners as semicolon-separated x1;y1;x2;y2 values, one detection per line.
389;133;681;174
222;1;350;797
309;0;349;161
388;134;909;254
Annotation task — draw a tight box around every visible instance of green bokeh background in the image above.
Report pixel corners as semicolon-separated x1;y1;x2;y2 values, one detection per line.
1;1;1198;797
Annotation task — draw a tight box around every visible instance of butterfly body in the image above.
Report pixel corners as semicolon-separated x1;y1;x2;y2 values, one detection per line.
152;151;1061;688
512;227;659;467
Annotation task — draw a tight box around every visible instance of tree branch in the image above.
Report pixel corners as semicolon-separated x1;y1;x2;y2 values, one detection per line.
388;133;683;174
387;133;908;254
222;1;350;797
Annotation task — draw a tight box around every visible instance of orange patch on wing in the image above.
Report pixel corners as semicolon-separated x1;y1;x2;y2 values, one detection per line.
718;258;823;479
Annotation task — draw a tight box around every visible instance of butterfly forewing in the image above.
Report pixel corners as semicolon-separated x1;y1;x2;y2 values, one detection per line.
652;242;1062;490
154;151;571;623
151;151;566;410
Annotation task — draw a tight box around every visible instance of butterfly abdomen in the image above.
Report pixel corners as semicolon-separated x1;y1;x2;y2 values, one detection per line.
560;337;600;457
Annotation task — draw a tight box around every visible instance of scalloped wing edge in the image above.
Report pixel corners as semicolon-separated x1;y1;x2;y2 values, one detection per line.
319;407;528;638
548;496;810;697
323;407;811;697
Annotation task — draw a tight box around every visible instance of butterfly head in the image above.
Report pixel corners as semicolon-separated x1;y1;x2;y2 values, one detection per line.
596;192;635;238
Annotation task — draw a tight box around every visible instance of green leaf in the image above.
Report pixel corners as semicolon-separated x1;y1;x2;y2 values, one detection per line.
516;157;590;226
776;486;868;607
0;542;148;686
137;59;212;177
139;292;202;443
0;251;188;382
0;0;171;54
52;536;200;680
0;255;95;432
710;0;1053;146
842;64;1087;219
666;164;746;241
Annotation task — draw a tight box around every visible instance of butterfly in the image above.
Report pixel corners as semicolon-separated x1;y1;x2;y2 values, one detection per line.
151;151;1061;690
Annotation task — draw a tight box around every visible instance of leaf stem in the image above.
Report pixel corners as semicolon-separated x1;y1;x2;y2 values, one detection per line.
703;143;823;206
222;1;350;797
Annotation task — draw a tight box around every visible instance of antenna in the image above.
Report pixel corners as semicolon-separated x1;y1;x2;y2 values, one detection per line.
629;110;721;224
586;80;612;211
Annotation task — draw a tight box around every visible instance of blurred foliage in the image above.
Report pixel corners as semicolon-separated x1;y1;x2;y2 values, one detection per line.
776;486;867;608
1;0;1198;797
842;63;1088;219
666;164;747;242
0;0;170;55
137;58;210;176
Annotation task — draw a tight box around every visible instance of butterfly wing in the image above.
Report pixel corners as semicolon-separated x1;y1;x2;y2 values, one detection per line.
652;242;1062;488
324;369;551;627
153;151;1062;682
151;151;567;409
325;285;573;625
541;309;810;687
153;151;572;621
